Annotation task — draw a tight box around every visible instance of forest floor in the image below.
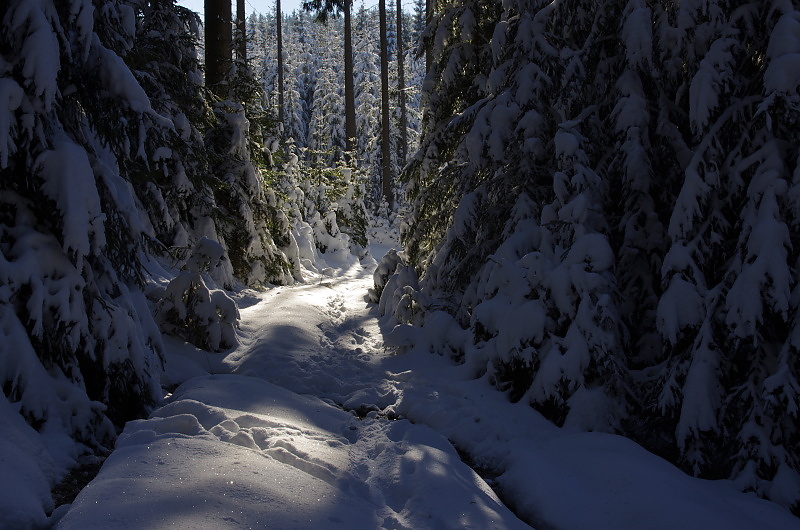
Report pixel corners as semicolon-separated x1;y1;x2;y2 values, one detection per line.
53;242;798;529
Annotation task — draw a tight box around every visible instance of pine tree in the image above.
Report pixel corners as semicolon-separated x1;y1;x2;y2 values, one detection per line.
412;0;425;39
127;0;219;256
0;6;299;518
0;0;168;475
302;0;357;161
277;0;285;125
353;6;383;206
308;52;346;164
282;13;313;147
396;0;408;166
650;0;800;509
393;0;800;512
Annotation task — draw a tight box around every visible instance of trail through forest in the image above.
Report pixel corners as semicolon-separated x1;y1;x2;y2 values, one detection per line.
4;0;799;526
54;244;798;529
55;244;530;529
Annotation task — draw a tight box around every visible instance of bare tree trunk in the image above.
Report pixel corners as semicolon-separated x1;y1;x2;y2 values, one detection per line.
236;0;246;63
301;0;355;162
425;0;432;74
379;0;393;209
277;0;285;125
343;0;356;163
205;0;232;87
396;0;407;166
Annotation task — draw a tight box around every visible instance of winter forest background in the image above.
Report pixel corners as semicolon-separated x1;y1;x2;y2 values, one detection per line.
1;0;799;527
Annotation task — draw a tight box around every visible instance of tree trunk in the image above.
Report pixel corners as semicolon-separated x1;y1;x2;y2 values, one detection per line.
236;0;246;63
343;0;356;162
396;0;407;165
379;0;393;209
205;0;232;87
425;0;432;74
277;0;285;125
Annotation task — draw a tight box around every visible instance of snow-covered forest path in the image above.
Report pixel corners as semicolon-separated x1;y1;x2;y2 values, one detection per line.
55;245;531;529
55;245;798;529
221;244;403;413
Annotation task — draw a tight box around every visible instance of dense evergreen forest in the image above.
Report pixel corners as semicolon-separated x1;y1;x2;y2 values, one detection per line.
385;0;800;514
0;0;798;522
0;0;378;518
243;0;425;209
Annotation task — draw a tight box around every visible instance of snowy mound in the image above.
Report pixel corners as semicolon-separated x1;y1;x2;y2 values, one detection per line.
57;375;527;529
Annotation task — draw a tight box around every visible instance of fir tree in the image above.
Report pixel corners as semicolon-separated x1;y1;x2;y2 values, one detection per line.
393;0;800;512
0;0;167;469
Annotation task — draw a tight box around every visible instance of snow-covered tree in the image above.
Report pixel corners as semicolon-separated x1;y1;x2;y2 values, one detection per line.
302;0;357;160
155;238;239;352
307;28;346;164
391;0;800;513
0;0;168;493
650;0;800;508
127;0;217;254
248;4;421;213
0;2;300;522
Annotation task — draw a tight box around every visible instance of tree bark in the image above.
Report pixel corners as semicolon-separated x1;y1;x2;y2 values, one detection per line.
425;0;432;74
236;0;246;63
379;0;393;209
396;0;407;166
343;0;356;162
277;0;285;125
300;0;355;162
205;0;232;87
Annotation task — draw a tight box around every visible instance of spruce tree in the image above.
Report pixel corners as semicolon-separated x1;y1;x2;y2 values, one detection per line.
651;0;800;508
0;0;168;470
395;0;800;512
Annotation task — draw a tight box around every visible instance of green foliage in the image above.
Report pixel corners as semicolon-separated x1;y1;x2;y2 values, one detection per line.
294;149;369;249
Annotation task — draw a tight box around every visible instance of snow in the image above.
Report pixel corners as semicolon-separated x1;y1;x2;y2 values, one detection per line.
500;432;789;529
0;78;23;168
38;137;106;260
613;71;648;132
13;0;61;110
58;374;518;530
689;37;735;132
0;392;55;529
154;238;240;352
0;304;110;527
98;44;154;114
488;96;521;161
657;275;704;344
765;12;800;94
676;337;722;450
554;129;580;158
621;2;653;67
40;236;800;528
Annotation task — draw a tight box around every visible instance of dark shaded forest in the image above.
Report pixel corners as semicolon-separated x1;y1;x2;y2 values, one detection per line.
0;0;798;523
